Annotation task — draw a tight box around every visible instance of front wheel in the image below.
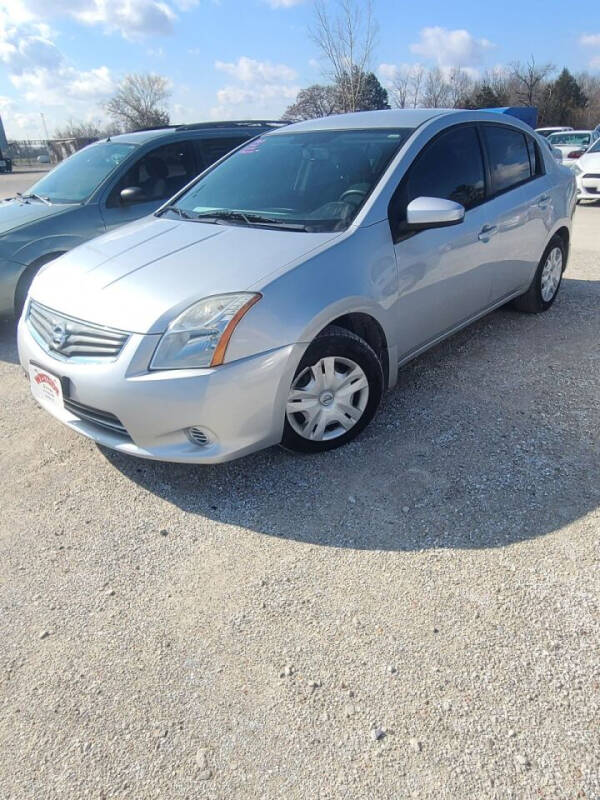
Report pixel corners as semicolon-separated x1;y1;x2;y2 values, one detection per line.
281;325;384;454
511;235;565;313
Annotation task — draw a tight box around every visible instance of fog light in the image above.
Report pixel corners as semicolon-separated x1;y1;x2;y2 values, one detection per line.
187;426;212;447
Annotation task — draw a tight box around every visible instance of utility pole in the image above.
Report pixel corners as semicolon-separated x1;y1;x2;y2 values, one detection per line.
40;112;50;142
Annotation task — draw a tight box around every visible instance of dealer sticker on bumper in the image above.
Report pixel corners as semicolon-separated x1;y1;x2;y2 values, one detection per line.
29;363;63;406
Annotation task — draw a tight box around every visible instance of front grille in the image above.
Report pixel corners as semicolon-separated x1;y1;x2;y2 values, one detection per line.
63;397;129;437
28;301;129;361
583;173;600;179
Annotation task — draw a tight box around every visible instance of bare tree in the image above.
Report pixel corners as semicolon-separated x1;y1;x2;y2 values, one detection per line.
408;63;425;108
447;67;473;108
283;84;340;120
390;66;411;108
390;64;425;109
509;56;554;105
422;67;451;108
54;119;121;140
310;0;377;113
105;73;171;131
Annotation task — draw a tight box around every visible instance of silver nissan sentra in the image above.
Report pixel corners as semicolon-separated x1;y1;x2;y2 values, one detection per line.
18;109;576;463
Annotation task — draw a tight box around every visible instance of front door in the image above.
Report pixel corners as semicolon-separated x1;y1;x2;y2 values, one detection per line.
100;141;198;230
389;124;494;358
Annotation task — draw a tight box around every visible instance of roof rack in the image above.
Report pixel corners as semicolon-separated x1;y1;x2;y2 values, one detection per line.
174;120;289;131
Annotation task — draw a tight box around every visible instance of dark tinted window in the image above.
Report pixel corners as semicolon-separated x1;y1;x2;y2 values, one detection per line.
483;126;532;194
406;125;485;211
107;141;197;207
195;137;250;170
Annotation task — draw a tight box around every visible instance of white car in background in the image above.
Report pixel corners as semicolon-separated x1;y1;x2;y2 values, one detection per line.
535;126;573;138
546;130;597;167
540;136;564;164
573;137;600;202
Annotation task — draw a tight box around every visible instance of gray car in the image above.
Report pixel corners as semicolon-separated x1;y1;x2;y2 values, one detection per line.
18;109;576;463
0;121;285;316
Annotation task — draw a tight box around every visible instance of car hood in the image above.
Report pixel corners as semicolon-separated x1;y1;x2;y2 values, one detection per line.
577;152;600;171
30;215;341;334
0;198;72;236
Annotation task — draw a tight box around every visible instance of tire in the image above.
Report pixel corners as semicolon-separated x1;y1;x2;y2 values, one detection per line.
511;235;566;314
281;325;384;454
14;253;64;318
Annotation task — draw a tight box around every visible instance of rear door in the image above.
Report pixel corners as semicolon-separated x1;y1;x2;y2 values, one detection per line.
479;124;551;302
388;124;495;356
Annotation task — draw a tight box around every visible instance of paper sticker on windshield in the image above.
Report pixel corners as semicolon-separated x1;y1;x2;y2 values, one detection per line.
240;137;265;154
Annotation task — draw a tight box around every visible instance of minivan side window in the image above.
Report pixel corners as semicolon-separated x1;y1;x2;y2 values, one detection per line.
482;126;534;195
389;125;485;238
195;137;250;171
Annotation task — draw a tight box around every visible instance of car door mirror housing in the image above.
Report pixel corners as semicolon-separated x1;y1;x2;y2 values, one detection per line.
120;186;146;205
405;197;465;230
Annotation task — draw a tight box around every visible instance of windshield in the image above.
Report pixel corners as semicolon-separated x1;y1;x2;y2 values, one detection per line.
172;128;412;232
27;141;136;204
547;133;590;147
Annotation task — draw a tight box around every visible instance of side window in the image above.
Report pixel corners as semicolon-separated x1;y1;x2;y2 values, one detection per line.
196;137;249;170
106;141;197;208
526;136;544;177
389;125;485;237
482;126;532;195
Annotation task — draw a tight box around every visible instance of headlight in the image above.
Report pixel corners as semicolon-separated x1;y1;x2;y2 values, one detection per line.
572;163;583;175
150;293;261;370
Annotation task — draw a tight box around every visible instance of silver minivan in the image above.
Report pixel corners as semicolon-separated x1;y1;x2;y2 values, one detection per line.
18;109;576;463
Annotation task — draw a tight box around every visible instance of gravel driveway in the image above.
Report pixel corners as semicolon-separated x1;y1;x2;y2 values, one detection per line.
1;206;599;799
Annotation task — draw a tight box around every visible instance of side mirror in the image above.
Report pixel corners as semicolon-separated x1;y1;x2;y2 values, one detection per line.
406;196;465;230
120;186;146;205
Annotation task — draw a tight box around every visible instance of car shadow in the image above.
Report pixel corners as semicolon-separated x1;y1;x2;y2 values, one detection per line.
0;317;18;365
102;276;600;553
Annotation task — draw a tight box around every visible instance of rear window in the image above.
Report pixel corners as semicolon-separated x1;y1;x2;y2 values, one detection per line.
482;126;532;195
547;132;591;147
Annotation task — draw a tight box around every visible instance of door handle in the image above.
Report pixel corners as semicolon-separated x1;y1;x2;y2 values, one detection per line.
538;194;551;209
478;224;498;242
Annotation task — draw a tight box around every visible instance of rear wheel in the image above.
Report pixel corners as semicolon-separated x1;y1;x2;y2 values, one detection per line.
281;325;384;454
512;235;565;313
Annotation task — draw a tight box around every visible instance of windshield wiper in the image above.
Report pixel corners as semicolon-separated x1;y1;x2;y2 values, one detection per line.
18;192;51;206
194;209;308;231
160;205;191;219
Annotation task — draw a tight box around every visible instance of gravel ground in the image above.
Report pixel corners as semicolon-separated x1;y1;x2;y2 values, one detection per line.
1;206;599;800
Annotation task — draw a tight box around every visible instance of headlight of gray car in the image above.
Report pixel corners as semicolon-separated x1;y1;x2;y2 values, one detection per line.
150;293;261;370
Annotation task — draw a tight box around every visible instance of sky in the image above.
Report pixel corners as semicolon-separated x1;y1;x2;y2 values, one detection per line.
0;0;599;139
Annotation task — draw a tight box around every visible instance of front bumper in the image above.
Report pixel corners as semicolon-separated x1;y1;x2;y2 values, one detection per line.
576;173;600;200
18;314;302;463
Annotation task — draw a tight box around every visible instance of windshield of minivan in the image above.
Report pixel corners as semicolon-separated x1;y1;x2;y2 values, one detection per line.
547;132;591;147
171;128;412;232
26;141;136;204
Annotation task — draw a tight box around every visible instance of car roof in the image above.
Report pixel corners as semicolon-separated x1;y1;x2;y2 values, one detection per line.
103;120;287;146
548;129;592;135
273;109;451;133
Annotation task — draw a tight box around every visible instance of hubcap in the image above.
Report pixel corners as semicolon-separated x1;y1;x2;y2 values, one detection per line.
540;246;563;302
286;356;369;441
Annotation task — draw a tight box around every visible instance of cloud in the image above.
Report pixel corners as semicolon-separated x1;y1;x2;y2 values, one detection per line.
264;0;305;6
580;33;600;68
215;56;297;83
3;0;181;39
410;26;494;69
580;33;600;47
211;55;299;119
